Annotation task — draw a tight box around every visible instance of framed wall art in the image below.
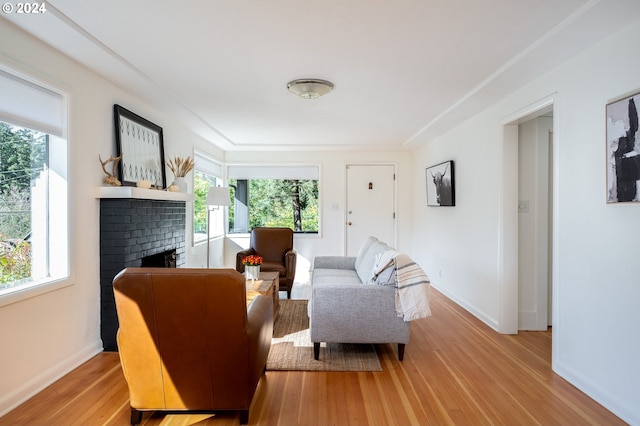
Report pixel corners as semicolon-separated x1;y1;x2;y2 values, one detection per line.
426;160;455;206
114;104;166;188
607;91;640;203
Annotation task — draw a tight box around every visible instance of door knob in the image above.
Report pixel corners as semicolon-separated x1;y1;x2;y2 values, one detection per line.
348;221;352;226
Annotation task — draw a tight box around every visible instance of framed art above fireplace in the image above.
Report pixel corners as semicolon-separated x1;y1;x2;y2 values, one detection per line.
114;104;166;189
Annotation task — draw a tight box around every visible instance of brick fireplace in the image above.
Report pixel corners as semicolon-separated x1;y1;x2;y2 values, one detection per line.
99;191;189;351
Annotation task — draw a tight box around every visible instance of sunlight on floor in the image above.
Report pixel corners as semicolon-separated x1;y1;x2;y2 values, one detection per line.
280;276;311;300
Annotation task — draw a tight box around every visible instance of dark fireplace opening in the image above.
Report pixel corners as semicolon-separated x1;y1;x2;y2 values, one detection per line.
141;249;177;268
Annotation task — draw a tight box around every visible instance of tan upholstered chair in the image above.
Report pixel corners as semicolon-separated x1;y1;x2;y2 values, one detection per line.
236;227;297;299
113;268;273;425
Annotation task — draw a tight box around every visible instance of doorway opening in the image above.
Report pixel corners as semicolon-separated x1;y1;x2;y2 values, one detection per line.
499;95;557;335
517;110;553;330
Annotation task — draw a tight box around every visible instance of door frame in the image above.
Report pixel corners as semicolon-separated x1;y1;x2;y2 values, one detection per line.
344;162;398;254
500;93;559;336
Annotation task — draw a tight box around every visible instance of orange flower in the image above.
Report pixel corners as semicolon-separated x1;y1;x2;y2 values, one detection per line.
242;255;263;266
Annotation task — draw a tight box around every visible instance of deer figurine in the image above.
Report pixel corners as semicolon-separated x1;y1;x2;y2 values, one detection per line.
99;154;122;186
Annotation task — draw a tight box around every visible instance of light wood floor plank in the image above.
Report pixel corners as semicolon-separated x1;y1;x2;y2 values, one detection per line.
0;289;625;425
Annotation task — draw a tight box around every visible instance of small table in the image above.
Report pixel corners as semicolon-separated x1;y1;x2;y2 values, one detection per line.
246;271;279;320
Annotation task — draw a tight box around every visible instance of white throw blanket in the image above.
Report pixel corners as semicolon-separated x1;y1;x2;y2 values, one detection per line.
393;254;431;321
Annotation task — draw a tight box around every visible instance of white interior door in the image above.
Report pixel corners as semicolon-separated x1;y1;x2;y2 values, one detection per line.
346;164;395;256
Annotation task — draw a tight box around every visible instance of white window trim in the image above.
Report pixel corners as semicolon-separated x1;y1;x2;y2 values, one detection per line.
228;164;319;180
226;163;321;234
0;65;69;305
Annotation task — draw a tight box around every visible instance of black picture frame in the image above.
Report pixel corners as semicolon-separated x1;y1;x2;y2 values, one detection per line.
606;91;640;203
114;104;166;188
426;160;455;206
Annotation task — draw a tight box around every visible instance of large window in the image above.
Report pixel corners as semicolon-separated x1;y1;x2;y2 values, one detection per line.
0;69;67;298
193;153;223;244
228;165;319;233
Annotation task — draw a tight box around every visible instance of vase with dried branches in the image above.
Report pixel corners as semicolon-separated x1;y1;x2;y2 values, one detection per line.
166;156;195;192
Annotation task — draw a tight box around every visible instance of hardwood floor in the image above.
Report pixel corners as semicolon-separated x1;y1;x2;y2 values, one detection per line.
1;288;624;425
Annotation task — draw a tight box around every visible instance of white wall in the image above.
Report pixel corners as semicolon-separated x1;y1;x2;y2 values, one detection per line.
0;22;223;415
413;20;640;424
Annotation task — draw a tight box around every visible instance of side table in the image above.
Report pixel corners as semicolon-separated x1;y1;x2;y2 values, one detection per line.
246;271;279;320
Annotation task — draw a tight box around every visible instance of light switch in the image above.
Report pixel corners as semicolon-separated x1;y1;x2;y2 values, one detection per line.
518;200;529;213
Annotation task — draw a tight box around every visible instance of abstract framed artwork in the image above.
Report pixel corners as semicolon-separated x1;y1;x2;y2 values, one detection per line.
114;104;166;189
426;160;455;206
607;91;640;203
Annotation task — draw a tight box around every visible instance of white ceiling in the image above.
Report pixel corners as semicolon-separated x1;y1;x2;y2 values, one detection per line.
4;0;640;151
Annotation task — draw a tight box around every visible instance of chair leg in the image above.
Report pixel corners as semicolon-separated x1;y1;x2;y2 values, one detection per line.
314;342;320;360
130;408;142;425
239;409;249;425
398;343;405;361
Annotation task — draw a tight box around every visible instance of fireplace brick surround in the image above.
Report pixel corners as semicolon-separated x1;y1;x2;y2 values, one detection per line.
99;198;186;351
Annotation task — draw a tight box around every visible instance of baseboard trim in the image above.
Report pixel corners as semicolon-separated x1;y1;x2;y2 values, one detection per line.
431;283;499;332
554;358;637;425
0;340;103;417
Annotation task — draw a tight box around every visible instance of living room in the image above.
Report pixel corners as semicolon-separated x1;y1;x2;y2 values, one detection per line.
1;1;640;424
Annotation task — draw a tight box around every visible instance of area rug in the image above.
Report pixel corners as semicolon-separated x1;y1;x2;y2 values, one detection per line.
267;299;382;372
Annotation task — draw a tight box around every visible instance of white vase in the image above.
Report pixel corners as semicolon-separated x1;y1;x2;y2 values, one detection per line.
171;177;188;192
245;265;260;281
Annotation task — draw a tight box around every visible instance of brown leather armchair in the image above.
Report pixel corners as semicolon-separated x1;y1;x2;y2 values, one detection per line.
113;268;273;425
236;227;297;299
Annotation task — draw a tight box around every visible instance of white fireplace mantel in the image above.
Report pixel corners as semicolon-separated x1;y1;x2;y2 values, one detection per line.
95;186;194;201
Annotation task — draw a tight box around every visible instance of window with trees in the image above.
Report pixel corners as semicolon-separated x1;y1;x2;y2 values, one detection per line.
0;68;67;298
227;165;319;233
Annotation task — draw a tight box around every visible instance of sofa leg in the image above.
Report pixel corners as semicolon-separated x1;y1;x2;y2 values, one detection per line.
130;408;142;425
314;342;320;360
398;343;405;361
239;409;249;425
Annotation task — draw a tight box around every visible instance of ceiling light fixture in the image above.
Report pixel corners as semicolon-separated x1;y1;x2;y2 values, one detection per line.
287;78;334;99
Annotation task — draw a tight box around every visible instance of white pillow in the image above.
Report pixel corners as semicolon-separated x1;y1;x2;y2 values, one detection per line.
368;249;398;285
354;236;379;272
356;241;389;283
373;249;398;275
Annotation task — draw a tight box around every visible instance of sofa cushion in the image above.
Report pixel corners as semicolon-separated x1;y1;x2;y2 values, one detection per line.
261;261;286;276
312;268;361;286
355;239;393;284
313;268;360;279
313;256;356;270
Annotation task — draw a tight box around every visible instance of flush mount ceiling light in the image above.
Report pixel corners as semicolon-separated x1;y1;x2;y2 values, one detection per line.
287;78;334;99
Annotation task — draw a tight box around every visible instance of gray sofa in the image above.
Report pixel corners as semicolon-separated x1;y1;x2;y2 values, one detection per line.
308;236;411;361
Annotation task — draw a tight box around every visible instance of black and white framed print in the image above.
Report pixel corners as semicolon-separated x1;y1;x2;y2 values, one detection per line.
426;160;455;206
607;92;640;203
114;104;166;189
